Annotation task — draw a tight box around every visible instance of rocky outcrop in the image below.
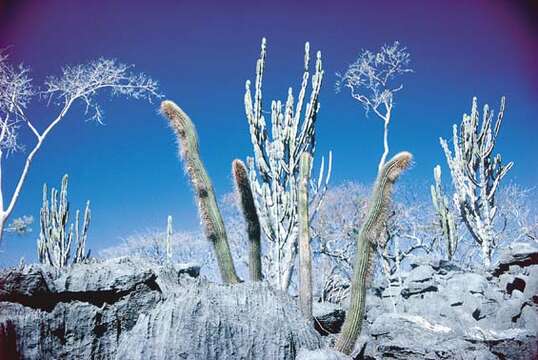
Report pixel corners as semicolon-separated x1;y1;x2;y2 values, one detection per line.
1;243;536;360
357;243;538;359
0;257;322;359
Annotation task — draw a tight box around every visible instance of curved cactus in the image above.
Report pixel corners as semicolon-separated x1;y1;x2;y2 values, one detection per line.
298;152;313;319
333;151;413;355
161;100;240;284
232;159;262;281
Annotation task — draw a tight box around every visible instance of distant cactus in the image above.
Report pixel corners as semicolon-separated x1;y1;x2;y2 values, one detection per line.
333;152;412;355
161;100;241;284
37;174;91;269
298;152;313;319
440;97;513;266
431;165;458;260
166;215;173;263
232;159;262;281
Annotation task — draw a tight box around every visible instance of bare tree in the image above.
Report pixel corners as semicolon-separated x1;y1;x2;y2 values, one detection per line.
312;182;439;303
337;41;412;172
244;38;331;291
0;54;160;242
495;184;537;245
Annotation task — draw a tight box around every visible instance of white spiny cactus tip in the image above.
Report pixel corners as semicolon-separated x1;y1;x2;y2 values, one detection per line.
434;165;441;179
261;37;267;48
305;42;310;52
316;50;321;59
245;79;251;89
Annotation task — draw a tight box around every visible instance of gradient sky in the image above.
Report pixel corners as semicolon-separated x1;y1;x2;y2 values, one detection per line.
0;0;536;264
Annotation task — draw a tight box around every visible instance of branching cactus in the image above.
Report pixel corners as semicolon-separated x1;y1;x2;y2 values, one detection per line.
431;165;458;260
440;97;513;266
161;100;241;284
298;152;313;319
37;174;91;269
244;38;331;291
333;152;412;355
232;159;262;281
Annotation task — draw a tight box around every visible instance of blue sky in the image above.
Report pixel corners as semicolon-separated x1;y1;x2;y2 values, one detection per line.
0;0;536;263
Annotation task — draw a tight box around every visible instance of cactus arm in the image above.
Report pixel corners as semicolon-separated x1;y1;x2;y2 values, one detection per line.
334;151;413;355
160;100;240;284
298;152;313;319
232;159;262;281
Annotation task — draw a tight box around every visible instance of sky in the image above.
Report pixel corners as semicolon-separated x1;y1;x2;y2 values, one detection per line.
0;0;536;264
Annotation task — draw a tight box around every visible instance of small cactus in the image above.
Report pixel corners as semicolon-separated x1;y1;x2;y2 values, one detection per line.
431;165;458;260
161;100;240;284
298;152;313;319
37;174;91;269
165;215;173;263
333;151;412;355
232;159;262;281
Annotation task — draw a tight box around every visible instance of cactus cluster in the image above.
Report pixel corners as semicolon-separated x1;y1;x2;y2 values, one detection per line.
440;97;513;266
161;101;264;285
37;174;91;269
244;38;331;291
333;152;413;355
430;165;458;260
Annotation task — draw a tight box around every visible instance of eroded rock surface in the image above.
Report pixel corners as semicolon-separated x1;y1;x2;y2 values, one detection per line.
0;257;322;359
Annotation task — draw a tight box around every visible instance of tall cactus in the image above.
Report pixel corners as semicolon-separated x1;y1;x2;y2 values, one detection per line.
431;165;458;260
298;152;313;319
160;100;241;284
37;174;91;269
333;152;413;355
232;159;262;281
440;97;513;266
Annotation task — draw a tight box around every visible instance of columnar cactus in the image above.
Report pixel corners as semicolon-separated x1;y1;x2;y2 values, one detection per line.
244;37;331;291
37;174;91;269
166;215;173;262
431;165;458;260
333;152;413;355
298;152;313;319
160;100;241;284
440;97;513;266
232;159;262;281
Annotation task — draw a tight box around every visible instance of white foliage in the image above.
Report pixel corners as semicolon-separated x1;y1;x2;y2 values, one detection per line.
337;41;412;171
0;53;161;242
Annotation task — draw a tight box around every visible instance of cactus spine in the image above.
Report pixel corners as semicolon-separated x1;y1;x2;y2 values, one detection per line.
160;100;240;284
431;165;458;260
298;152;313;319
232;159;262;281
38;174;91;269
333;152;413;355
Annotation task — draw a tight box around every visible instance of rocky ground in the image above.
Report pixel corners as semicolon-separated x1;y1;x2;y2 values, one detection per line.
0;242;536;359
310;242;538;359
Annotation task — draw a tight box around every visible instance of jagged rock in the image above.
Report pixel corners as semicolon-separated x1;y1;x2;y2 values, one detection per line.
491;242;538;277
359;244;538;359
0;257;322;359
296;348;350;360
400;265;438;299
313;302;346;335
